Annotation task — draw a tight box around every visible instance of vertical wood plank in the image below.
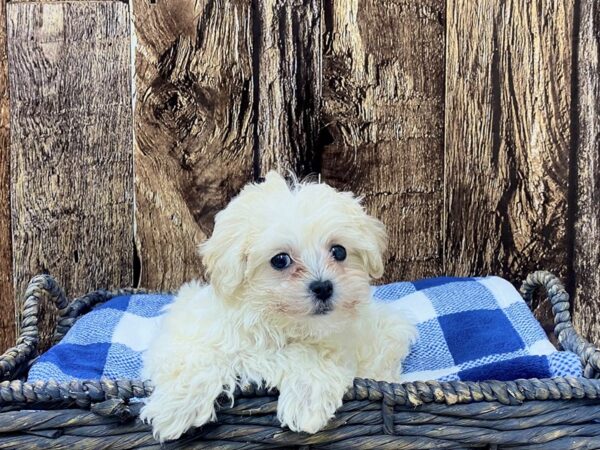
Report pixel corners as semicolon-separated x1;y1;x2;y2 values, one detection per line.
573;0;600;345
320;0;446;282
132;0;255;290
444;1;572;331
7;2;134;347
0;0;14;351
254;0;321;176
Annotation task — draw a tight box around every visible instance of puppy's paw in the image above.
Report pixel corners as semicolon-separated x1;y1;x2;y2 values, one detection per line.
277;396;333;433
277;381;345;434
140;390;216;442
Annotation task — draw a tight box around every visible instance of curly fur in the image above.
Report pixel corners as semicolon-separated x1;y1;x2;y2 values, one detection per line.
140;171;417;442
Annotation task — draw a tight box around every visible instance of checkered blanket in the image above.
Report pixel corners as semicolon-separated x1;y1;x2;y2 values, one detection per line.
28;276;582;383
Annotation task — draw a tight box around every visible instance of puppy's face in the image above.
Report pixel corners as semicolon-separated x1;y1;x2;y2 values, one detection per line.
201;172;387;334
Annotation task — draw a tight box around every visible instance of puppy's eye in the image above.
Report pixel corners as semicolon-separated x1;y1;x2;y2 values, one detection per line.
270;253;292;270
330;245;347;261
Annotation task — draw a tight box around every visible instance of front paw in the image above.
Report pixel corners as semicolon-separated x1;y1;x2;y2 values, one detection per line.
277;381;345;434
140;390;217;442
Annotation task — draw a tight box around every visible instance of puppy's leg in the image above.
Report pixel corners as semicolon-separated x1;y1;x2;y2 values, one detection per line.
356;303;417;382
271;344;355;434
140;283;236;442
140;362;232;442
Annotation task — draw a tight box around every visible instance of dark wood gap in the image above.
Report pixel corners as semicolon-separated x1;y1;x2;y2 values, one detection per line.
251;0;262;181
566;0;581;311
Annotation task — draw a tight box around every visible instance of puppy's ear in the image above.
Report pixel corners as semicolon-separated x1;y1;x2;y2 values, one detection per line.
357;213;387;279
200;203;247;299
340;192;387;279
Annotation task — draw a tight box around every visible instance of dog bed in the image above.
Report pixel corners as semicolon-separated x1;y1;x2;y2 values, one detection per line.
0;271;599;449
27;275;582;383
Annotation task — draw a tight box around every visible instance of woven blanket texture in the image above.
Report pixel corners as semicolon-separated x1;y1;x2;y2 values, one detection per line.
28;276;582;383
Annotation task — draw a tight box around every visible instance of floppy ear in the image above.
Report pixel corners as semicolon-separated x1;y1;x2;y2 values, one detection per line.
201;173;290;298
200;202;248;300
340;191;387;279
358;213;388;279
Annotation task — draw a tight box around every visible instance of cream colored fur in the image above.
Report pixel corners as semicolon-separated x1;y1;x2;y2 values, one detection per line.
140;172;417;442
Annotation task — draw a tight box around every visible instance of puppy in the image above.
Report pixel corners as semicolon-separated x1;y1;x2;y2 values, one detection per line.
140;172;417;442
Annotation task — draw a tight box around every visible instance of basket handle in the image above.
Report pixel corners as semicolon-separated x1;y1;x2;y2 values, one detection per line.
51;287;141;345
520;270;600;378
0;275;68;381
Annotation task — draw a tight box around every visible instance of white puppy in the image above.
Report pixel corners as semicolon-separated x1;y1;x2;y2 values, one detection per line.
140;172;417;442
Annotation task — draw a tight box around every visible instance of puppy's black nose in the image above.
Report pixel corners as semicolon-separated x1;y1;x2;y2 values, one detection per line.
310;280;333;301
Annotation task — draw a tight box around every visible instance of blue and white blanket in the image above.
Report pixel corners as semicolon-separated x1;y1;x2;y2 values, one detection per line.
28;276;582;383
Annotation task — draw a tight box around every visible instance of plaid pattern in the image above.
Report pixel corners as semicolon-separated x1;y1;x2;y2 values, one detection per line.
28;276;582;383
377;276;581;381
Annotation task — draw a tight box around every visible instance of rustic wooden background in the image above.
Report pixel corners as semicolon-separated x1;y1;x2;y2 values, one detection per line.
0;0;597;351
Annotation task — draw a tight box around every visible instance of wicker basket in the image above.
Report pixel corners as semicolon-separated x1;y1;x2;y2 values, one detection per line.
0;271;599;449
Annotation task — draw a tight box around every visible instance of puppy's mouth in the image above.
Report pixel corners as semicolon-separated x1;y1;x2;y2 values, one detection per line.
312;300;334;315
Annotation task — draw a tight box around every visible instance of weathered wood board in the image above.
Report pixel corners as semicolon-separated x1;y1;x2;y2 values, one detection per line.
0;0;597;349
132;0;255;290
444;0;573;333
573;0;600;345
7;1;134;348
0;0;13;351
254;0;322;177
320;0;445;283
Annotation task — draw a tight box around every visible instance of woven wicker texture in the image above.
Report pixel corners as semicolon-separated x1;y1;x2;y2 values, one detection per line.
0;271;599;449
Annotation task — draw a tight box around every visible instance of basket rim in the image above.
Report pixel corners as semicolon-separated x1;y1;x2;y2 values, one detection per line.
2;375;600;410
0;271;599;410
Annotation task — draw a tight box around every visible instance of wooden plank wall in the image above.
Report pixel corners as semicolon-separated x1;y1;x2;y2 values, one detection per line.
0;0;599;348
445;0;573;333
133;0;256;290
6;2;134;348
321;0;445;282
573;0;600;346
0;0;13;351
254;0;322;176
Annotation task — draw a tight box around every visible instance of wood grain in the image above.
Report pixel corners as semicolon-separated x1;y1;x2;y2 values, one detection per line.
7;2;134;348
573;0;600;346
0;0;14;351
254;0;321;176
0;0;594;351
320;0;445;282
444;1;572;332
132;0;255;290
